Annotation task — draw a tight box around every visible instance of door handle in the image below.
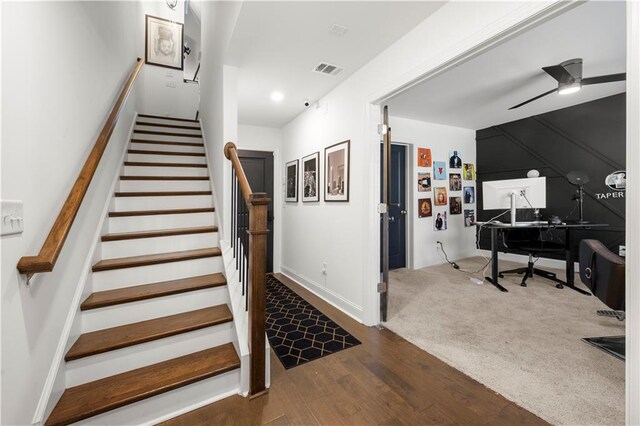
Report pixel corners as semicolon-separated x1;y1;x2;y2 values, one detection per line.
389;216;396;221
401;210;407;215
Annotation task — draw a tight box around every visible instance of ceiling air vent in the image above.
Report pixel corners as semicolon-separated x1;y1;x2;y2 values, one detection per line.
313;62;344;77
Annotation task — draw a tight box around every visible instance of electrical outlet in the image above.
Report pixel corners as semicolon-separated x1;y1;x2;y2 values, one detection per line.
619;245;626;257
322;262;327;275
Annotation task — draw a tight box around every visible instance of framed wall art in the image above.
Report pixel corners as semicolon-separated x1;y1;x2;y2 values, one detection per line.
302;152;320;202
325;140;350;202
285;159;299;202
145;15;184;70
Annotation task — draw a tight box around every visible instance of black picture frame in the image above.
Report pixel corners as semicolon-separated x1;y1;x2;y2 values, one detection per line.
145;14;184;70
285;159;299;202
302;152;320;202
324;140;350;202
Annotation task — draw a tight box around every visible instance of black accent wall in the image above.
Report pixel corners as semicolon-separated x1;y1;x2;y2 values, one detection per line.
476;93;625;259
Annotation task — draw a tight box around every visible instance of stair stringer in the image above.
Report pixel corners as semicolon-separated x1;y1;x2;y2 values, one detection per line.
32;114;139;425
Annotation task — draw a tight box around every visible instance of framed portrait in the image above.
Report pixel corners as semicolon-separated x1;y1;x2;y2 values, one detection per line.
325;140;350;202
145;15;184;70
418;198;432;218
463;163;476;180
418;172;431;192
449;197;462;215
285;159;299;202
449;150;462;169
302;152;320;202
449;173;462;191
417;147;432;168
463;186;475;204
434;187;447;206
464;209;476;227
434;211;448;231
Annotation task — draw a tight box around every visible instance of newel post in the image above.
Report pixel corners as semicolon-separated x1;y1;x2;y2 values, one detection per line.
248;193;270;397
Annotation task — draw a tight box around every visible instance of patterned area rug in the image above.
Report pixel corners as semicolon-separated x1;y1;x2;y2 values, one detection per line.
266;275;361;369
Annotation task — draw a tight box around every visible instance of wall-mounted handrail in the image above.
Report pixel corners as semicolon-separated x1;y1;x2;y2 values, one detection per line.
17;58;144;284
224;142;270;398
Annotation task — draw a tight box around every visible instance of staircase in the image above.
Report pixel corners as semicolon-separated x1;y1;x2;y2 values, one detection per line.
45;115;241;425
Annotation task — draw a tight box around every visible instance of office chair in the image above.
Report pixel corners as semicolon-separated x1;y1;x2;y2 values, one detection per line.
579;239;625;360
498;228;566;288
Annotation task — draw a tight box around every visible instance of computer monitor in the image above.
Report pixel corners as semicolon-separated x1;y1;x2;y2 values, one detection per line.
482;177;546;225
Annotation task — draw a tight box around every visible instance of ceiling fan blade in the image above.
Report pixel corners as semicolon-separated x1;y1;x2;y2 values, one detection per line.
509;88;557;110
582;73;626;86
542;65;573;83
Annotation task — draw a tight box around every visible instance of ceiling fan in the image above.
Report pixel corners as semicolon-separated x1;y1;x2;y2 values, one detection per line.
509;58;626;110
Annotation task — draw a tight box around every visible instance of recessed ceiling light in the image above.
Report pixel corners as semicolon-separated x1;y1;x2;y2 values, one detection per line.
270;91;284;102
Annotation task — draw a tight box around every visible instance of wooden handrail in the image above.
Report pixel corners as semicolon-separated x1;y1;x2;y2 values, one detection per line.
224;142;270;398
17;58;144;282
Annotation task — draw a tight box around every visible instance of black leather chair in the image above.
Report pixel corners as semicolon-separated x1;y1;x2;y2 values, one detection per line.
579;239;625;360
498;228;566;288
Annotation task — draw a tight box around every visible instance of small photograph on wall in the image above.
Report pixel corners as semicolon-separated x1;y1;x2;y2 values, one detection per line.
450;197;462;215
417;172;431;192
302;152;319;202
325;140;350;202
434;211;448;231
464;209;476;227
463;163;476;180
449;150;463;169
418;198;432;218
417;147;432;167
145;15;184;70
463;186;475;204
433;161;446;180
434;187;447;206
449;173;462;191
285;159;298;202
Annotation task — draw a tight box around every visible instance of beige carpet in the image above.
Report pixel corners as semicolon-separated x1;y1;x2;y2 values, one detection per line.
384;257;625;426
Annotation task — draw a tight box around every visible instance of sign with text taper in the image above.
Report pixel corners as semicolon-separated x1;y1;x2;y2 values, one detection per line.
325;140;350;202
145;15;184;70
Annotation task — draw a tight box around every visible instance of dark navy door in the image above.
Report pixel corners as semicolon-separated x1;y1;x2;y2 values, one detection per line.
381;144;407;270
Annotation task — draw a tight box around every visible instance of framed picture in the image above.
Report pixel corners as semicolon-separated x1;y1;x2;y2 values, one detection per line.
449;173;462;191
302;152;320;202
463;163;476;180
418;198;432;218
449;150;462;169
417;172;431;192
449;197;462;215
417;147;432;167
464;209;476;227
434;211;448;231
145;15;184;70
285;159;299;202
434;187;447;206
433;161;446;180
325;140;350;202
463;186;475;204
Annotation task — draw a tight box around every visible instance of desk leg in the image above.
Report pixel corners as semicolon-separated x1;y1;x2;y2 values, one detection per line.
562;227;591;296
485;227;508;292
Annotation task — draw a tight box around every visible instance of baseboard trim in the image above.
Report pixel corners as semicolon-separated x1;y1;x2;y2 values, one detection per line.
280;266;363;323
478;250;580;273
32;113;138;425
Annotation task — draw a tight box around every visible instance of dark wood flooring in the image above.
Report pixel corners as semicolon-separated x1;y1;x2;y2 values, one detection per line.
161;273;547;426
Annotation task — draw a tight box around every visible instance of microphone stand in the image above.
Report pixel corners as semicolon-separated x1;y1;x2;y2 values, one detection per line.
574;183;588;224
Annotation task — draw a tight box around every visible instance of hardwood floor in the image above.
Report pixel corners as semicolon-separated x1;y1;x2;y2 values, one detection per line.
162;273;547;426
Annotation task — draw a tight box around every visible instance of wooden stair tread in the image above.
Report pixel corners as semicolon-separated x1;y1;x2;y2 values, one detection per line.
137;113;199;123
136;121;201;130
114;190;212;197
65;305;232;361
92;247;221;272
47;343;239;426
81;273;227;310
134;130;202;138
130;139;204;147
128;149;205;157
109;207;215;217
101;225;217;241
119;175;209;181
124;161;207;168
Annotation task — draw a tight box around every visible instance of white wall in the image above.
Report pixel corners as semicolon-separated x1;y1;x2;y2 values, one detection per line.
279;1;566;325
136;1;199;118
184;6;201;80
390;116;477;270
238;125;283;272
1;2;140;424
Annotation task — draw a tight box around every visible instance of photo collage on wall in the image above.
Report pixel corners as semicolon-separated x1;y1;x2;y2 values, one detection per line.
416;146;476;231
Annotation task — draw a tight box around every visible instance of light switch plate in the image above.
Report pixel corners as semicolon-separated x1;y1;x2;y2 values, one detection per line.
1;200;24;236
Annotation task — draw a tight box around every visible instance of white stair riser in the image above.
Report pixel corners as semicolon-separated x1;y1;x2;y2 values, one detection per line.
114;195;212;211
108;212;216;233
81;287;228;333
134;125;202;136
101;232;219;258
130;142;204;154
67;324;234;387
131;133;202;143
93;257;223;291
126;153;207;164
136;116;199;126
124;165;208;177
73;369;239;425
119;179;210;192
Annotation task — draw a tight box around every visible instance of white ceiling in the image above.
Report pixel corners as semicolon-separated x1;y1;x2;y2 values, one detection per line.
226;1;445;128
387;1;626;130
